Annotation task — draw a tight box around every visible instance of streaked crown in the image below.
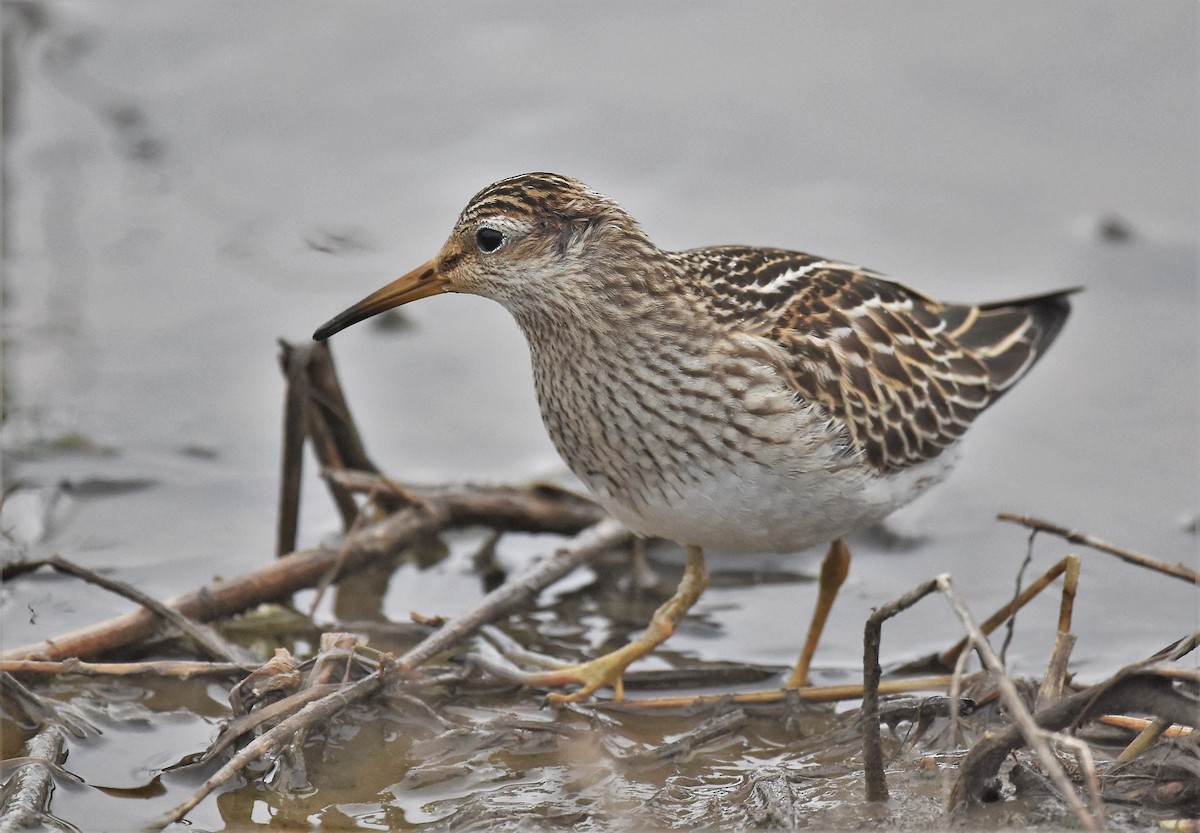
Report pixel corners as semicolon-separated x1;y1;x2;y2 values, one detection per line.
440;173;660;310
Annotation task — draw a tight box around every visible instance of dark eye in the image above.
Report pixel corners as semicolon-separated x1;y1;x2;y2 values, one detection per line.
475;227;505;253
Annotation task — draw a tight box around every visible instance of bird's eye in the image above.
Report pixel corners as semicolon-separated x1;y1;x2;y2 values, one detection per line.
475;227;505;253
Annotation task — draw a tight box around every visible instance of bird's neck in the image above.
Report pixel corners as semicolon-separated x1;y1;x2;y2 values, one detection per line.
509;274;710;361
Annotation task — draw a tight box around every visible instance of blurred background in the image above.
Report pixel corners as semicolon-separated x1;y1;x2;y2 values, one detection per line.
3;0;1196;693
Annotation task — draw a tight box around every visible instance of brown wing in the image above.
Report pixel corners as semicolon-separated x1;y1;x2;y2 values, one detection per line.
678;246;1075;473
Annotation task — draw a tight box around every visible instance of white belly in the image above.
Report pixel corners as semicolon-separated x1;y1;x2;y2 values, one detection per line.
593;447;956;553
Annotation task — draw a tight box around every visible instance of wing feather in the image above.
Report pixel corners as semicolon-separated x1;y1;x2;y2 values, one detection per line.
675;246;1075;472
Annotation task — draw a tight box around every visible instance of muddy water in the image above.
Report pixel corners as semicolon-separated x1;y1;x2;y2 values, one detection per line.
2;2;1196;830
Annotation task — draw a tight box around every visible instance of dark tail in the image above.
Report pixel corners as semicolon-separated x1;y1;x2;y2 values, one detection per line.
948;287;1079;397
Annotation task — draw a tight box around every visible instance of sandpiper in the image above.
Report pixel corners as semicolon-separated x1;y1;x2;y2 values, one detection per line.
315;172;1074;703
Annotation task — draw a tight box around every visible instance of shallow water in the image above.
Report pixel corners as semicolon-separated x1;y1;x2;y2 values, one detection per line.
2;2;1197;830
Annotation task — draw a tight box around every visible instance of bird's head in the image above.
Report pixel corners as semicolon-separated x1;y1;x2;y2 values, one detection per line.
313;173;653;341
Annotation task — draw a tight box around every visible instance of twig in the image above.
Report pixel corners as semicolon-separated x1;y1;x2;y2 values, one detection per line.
952;668;1199;808
863;577;942;801
1050;732;1104;819
940;555;1078;668
321;468;433;505
1115;717;1171;762
947;632;974;752
1036;633;1077;711
0;726;65;833
1054;554;1080;636
0;659;252;679
302;341;386;481
997;513;1199;585
192;686;340;770
147;669;383;830
3;483;605;662
308;633;362;686
288;634;361;760
1099;714;1191;737
604;675;962;710
38;556;250;664
634;710;747;761
1000;528;1037;663
936;574;1104;831
1149;631;1199;663
307;494;379;617
228;648;302;716
0;673;94;740
397;517;631;671
1;672;64;728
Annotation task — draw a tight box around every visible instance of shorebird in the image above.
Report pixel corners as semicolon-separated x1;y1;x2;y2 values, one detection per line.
314;172;1073;704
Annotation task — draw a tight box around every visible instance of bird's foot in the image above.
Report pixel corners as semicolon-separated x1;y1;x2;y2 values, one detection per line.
472;545;708;705
518;642;648;704
473;628;657;704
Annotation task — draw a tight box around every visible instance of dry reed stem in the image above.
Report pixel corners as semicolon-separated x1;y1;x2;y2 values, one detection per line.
997;513;1199;584
277;340;410;557
857;563;1104;824
277;339;316;555
1100;714;1191;740
1036;633;1077;711
1035;554;1080;709
939;554;1079;668
947;632;974;753
1115;717;1171;763
935;574;1105;831
1049;732;1104;820
581;674;962;712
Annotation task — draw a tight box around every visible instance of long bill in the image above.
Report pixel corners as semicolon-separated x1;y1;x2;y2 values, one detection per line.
313;258;447;341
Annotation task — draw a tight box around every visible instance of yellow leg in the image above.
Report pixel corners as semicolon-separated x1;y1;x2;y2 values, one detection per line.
786;538;851;689
527;545;708;705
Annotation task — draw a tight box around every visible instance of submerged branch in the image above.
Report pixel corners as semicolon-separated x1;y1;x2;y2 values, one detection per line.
398;517;630;671
2;483;605;663
951;666;1200;809
148;670;384;830
0;726;66;833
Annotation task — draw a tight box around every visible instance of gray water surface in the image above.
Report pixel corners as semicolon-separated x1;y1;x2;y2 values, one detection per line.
2;2;1197;829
